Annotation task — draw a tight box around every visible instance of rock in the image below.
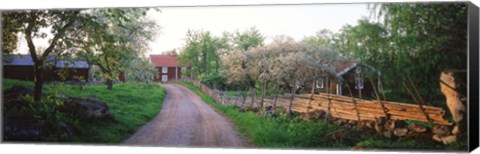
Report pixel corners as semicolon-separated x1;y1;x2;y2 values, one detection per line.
348;120;357;126
393;128;409;137
405;132;434;142
273;106;287;114
56;93;68;100
383;129;395;138
384;120;407;131
441;135;457;144
87;94;97;101
452;125;460;135
3;115;44;141
325;128;360;144
334;119;348;126
432;125;451;136
3;85;34;109
432;134;443;142
301;110;327;121
59;122;73;138
440;70;467;135
365;120;375;129
61;96;112;119
408;123;428;133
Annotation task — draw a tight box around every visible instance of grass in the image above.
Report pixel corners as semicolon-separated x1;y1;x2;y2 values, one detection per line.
178;82;468;151
3;79;166;143
179;82;346;148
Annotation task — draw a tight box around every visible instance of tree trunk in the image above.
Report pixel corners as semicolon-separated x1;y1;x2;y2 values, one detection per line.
288;85;296;115
250;86;256;107
273;83;280;108
33;63;44;102
241;86;248;108
106;78;113;90
260;83;267;108
309;75;317;105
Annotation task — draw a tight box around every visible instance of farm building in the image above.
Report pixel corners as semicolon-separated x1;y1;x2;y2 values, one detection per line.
312;61;381;99
149;54;188;82
3;55;90;82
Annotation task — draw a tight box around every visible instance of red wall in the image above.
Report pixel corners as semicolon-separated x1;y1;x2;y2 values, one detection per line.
154;66;183;81
3;66;89;82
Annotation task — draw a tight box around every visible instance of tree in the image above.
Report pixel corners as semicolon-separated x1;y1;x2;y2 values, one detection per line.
2;8;159;101
125;57;159;82
178;29;230;88
76;8;159;90
301;29;334;48
2;10;81;101
334;3;468;104
231;26;265;51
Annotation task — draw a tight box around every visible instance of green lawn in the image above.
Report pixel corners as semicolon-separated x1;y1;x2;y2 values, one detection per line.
178;82;467;150
3;79;166;143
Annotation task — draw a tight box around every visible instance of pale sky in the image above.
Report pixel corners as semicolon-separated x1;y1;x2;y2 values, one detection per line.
13;3;371;55
147;4;370;54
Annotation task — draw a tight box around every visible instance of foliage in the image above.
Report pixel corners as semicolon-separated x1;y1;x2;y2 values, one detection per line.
199;73;226;89
178;30;230;79
179;82;345;148
333;3;467;104
230;26;265;51
301;29;334;48
125;57;159;83
3;79;166;143
2;8;160;100
221;35;342;109
76;8;160;90
181;81;467;150
2;9;81;101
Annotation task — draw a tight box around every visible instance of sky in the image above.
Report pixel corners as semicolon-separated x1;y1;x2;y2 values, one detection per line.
11;3;371;56
147;4;370;54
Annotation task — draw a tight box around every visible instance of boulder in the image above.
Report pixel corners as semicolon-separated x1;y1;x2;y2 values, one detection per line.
383;129;395;139
432;134;457;144
440;70;467;135
3;115;43;141
408;123;428;133
384;120;407;131
432;134;443;142
441;135;457;144
333;119;348;126
324;128;360;144
393;128;409;137
61;96;112;119
3;85;34;109
405;132;434;142
432;125;451;136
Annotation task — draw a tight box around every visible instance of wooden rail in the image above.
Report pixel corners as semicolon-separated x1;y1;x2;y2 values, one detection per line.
187;80;451;126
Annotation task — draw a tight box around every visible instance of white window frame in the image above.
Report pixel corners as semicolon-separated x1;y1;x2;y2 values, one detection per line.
181;67;187;72
162;66;168;73
162;75;168;81
316;78;324;89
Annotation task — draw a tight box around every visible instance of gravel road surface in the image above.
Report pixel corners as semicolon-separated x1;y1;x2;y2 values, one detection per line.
123;84;247;148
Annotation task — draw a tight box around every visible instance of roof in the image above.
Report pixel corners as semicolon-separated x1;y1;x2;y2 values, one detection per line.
149;54;179;67
335;61;381;77
336;61;358;77
3;55;89;69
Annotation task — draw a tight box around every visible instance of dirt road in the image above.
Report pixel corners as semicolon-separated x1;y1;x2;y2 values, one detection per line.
123;84;247;147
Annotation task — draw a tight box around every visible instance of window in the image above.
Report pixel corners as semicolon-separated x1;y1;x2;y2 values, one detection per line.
181;67;187;72
162;75;168;81
316;78;324;89
162;66;168;73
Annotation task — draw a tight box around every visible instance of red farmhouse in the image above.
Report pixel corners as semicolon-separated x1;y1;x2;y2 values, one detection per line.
149;54;187;82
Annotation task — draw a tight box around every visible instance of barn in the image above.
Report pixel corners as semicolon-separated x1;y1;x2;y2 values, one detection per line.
149;54;188;82
312;61;381;99
3;55;90;82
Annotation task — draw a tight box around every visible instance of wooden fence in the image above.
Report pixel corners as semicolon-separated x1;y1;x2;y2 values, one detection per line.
188;80;451;126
